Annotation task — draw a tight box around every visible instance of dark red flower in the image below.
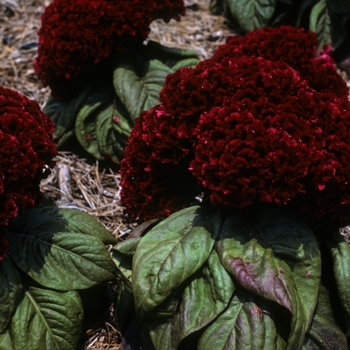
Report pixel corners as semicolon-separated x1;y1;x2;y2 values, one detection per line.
0;86;57;227
34;0;185;97
120;26;350;223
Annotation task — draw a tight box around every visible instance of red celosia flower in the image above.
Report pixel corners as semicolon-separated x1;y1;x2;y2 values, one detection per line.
34;0;185;97
0;86;57;230
120;26;350;223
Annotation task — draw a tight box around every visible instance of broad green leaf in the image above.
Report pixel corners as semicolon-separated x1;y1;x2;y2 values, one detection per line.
132;206;222;320
216;208;321;349
95;101;132;163
144;289;183;350
75;85;115;160
330;233;350;333
112;222;160;286
256;208;321;332
112;237;143;259
110;241;136;291
6;287;83;350
128;218;163;239
0;330;14;350
75;83;134;162
6;204;117;290
145;317;173;350
113;57;173;121
144;41;199;68
43;85;91;149
52;207;117;245
303;285;348;349
0;256;23;333
171;250;235;348
6;220;116;291
115;280;134;331
171;58;201;71
310;0;332;54
10;204;116;244
224;0;277;32
198;290;286;349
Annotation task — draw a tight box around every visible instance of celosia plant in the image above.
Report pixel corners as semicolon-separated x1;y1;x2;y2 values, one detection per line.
34;0;186;97
120;26;350;223
0;87;118;350
37;0;199;164
113;26;350;350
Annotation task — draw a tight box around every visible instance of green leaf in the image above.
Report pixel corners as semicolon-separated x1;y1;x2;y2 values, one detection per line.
10;204;116;244
0;256;23;333
256;208;321;331
144;289;183;350
111;220;160;288
113;56;173;121
110;240;137;292
75;85;115;160
43;85;91;149
330;232;350;333
6;206;116;291
145;317;173;350
171;250;235;348
0;330;14;350
171;58;200;71
6;287;83;350
216;208;321;349
303;285;348;349
52;207;117;245
132;206;222;320
115;280;134;331
223;0;277;32
144;41;199;68
74;84;134;162
197;290;286;349
309;0;332;54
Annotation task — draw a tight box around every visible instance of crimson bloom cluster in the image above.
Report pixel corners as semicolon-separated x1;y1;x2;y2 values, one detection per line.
34;0;185;97
121;26;350;223
0;87;57;259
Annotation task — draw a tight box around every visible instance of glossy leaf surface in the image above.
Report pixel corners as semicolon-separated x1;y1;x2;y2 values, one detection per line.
132;206;222;320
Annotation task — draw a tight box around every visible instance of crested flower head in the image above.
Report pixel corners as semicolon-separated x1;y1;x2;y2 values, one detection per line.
34;0;185;97
0;87;57;227
120;26;350;223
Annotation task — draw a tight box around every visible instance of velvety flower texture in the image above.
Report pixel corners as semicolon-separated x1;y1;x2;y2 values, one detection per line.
0;87;57;259
120;26;350;223
34;0;185;97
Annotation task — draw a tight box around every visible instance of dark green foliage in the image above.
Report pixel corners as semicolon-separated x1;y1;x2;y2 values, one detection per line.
0;202;118;350
44;42;200;163
112;205;350;349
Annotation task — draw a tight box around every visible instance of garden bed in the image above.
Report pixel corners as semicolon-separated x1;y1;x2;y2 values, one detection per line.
1;1;350;349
